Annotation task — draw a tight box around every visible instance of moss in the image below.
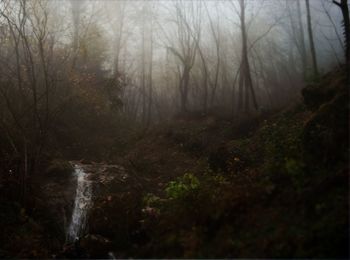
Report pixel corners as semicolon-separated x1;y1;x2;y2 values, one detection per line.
165;173;200;200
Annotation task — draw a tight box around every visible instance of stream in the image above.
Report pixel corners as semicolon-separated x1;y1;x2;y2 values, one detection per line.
64;163;118;258
66;164;92;243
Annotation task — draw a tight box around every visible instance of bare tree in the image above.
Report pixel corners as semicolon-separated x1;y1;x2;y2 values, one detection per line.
296;0;308;76
305;0;319;77
164;1;200;113
0;0;69;200
236;0;258;114
205;2;221;108
110;1;127;75
333;0;350;75
70;0;87;69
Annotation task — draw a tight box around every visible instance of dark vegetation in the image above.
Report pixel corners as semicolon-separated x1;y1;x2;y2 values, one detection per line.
86;68;348;258
0;0;349;258
0;66;348;259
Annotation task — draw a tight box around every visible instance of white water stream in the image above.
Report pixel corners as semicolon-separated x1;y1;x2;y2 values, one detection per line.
67;164;92;242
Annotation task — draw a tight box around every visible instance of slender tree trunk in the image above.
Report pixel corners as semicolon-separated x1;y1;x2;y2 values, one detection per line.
237;64;244;112
305;0;319;77
146;16;153;127
21;141;28;204
203;71;208;113
182;68;190;112
296;0;308;77
205;2;221;107
70;0;82;69
333;0;350;79
342;1;350;65
239;0;258;113
141;8;146;125
113;1;126;76
196;43;209;113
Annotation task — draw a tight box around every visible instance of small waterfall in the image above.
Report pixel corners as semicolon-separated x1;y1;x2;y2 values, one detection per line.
108;251;116;259
67;164;92;242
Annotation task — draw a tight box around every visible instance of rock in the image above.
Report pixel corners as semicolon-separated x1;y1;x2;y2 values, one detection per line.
80;234;112;258
142;206;159;218
80;159;90;164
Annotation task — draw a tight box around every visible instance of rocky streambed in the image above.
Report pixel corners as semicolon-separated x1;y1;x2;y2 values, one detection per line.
55;162;129;258
39;159;159;258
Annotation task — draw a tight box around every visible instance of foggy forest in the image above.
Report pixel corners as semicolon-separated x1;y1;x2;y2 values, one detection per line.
0;0;349;258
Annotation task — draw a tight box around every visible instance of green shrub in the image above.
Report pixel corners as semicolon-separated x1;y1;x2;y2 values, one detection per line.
143;193;161;207
259;114;306;190
165;173;200;200
285;158;305;190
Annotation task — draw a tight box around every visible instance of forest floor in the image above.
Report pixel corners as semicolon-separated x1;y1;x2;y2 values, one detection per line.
0;68;348;258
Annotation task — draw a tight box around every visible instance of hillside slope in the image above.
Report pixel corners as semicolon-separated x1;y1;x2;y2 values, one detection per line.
86;68;348;258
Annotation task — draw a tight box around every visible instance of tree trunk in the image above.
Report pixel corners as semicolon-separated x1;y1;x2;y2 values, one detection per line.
305;0;319;78
146;16;153;127
196;43;209;113
70;0;83;69
333;0;350;79
297;0;308;77
237;63;244;113
181;68;190;113
239;0;258;113
141;10;146;125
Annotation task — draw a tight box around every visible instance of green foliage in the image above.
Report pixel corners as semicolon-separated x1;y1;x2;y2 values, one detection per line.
259;114;305;185
138;171;232;257
285;158;305;190
165;173;200;200
285;158;303;176
143;193;161;207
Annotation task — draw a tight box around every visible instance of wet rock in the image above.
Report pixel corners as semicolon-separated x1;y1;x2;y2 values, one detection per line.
80;234;112;258
41;171;76;240
80;159;90;164
142;206;159;218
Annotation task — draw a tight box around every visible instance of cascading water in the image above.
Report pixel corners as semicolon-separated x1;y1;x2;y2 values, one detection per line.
66;164;92;242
